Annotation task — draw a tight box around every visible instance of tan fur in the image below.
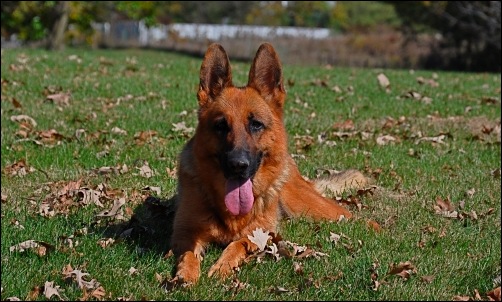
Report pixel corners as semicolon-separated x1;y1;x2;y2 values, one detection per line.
170;43;369;285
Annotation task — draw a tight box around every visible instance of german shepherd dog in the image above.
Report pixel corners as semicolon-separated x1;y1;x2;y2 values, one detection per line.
170;43;368;285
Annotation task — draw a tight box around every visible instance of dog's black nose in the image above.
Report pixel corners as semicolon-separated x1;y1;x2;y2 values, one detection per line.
229;156;249;172
226;149;251;176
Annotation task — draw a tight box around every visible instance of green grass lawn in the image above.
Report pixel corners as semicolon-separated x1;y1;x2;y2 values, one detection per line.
1;47;500;301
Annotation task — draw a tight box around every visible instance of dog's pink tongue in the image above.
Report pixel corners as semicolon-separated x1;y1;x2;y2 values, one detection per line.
224;178;254;216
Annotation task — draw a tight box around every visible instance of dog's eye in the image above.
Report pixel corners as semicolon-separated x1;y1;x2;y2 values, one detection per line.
214;118;229;133
250;120;265;132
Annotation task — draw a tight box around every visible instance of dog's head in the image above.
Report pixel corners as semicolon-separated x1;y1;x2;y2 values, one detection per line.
193;43;288;216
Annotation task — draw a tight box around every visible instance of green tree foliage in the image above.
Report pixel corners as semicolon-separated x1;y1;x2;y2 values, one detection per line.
335;1;401;31
1;1;110;44
2;1;57;41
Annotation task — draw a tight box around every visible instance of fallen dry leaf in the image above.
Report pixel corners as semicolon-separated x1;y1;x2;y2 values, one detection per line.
329;232;341;244
172;121;194;136
387;261;416;280
46;92;71;106
248;228;271;252
293;261;304;275
436;196;455;212
9;240;54;256
138;162;155;178
128;267;138;276
376;135;397;145
63;268;101;290
420;275;435;283
43;281;63;300
96;198;126;220
4;159;35;177
134;130;157;144
91;286;106;300
377;73;390;92
366;220;382;232
223;278;250;293
111;127;127;135
487;286;501;301
10;114;37;127
268;286;290;294
75;187;105;207
97;238;115;249
415;134;447;145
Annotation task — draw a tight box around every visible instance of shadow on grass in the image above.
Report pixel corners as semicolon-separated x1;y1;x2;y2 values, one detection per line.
93;195;177;260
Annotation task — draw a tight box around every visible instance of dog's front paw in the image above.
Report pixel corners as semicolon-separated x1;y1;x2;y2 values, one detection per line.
175;251;201;285
175;266;200;286
208;258;239;279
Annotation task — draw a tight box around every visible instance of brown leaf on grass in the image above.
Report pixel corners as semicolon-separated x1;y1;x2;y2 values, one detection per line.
371;280;382;291
268;286;290;294
10;114;37;127
3;159;35;177
421;225;437;234
474;289;482;301
293;262;304;275
75;188;105;207
2;193;8;203
436;196;455;212
334;195;364;211
420;275;435;283
223;278;250;294
111;127;127;135
329;232;341;244
366;220;382;232
487;286;501;301
453;295;471;301
434;196;460;218
298;273;321;292
63;268;101;291
128;267;139;276
415;134;447;145
134;130;157;145
46;92;71;106
377;73;391;92
91;286;106;300
97;238;115;249
248;228;271;252
172;122;194;136
95;198;126;220
141;186;162;196
332;119;355;131
387;261;416;280
9;240;55;256
43;281;63;300
294;134;315;153
416;76;439;87
12;97;23;108
26;286;42;300
38;179;85;217
324;271;344;282
138;162;155;178
376;135;397;145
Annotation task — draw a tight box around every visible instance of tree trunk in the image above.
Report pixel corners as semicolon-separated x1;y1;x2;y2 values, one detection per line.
47;1;70;51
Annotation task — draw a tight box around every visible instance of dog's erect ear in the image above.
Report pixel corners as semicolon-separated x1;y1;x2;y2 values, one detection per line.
198;43;233;107
248;43;286;112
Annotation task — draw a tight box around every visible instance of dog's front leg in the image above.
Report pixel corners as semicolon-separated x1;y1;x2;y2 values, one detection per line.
208;237;258;279
175;250;202;285
172;236;206;285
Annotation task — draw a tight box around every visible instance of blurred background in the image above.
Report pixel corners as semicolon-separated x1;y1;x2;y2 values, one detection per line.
1;1;500;72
